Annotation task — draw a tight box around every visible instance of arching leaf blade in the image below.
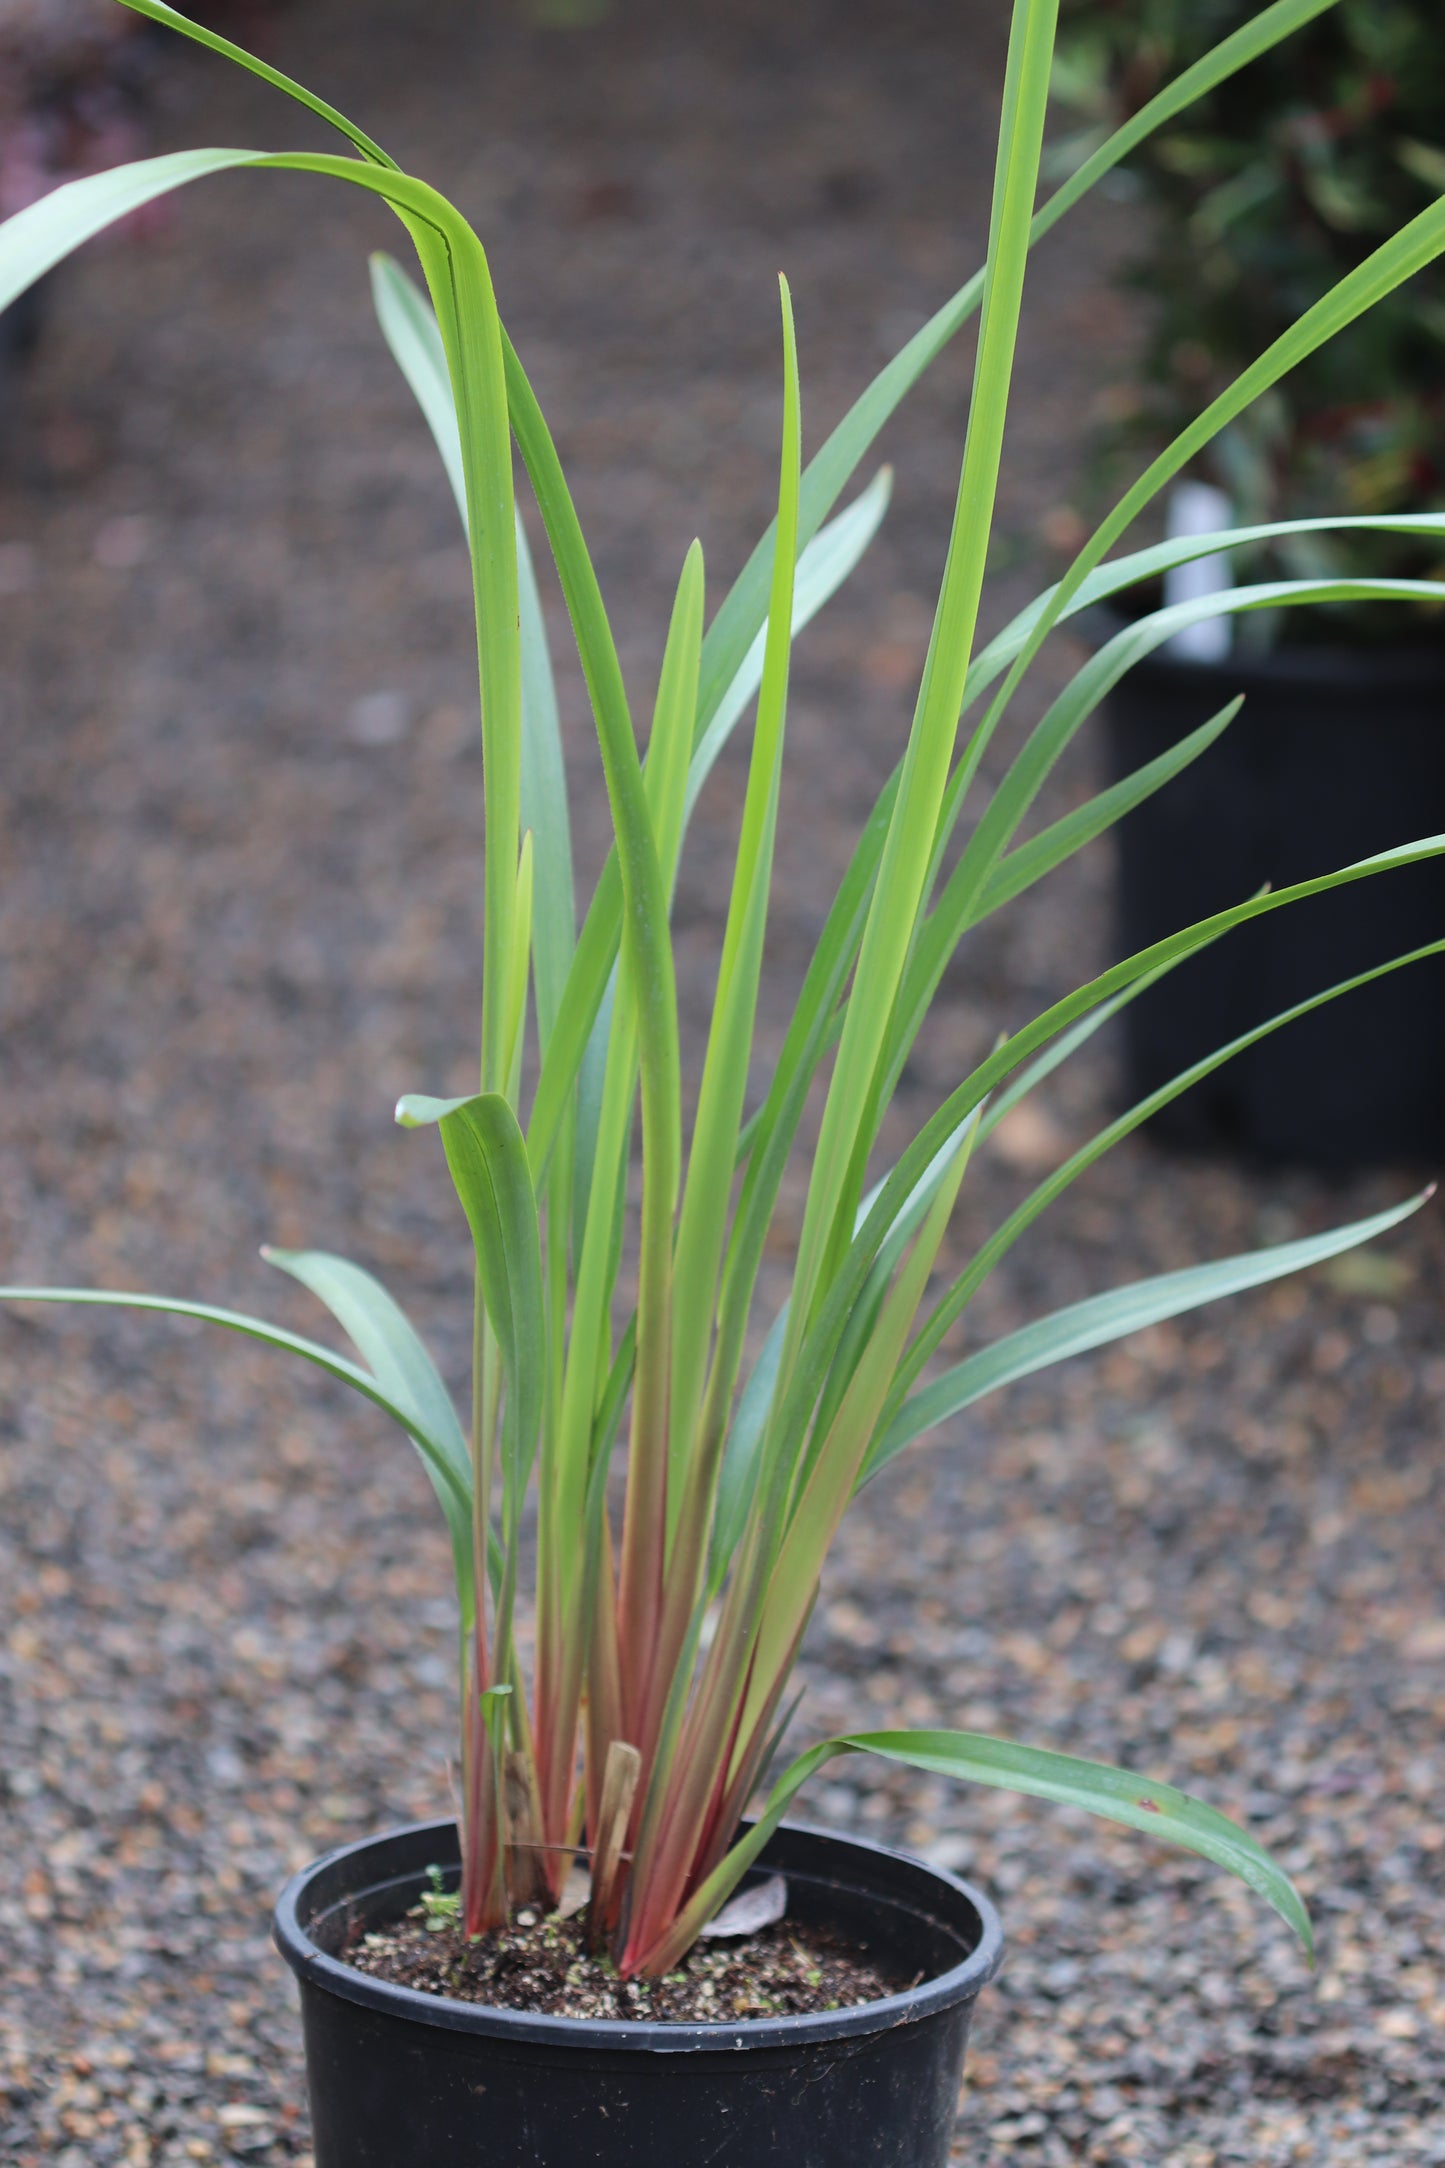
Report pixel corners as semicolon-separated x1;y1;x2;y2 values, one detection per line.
260;1246;469;1485
646;1724;1310;1977
890;575;1445;1097
976;700;1242;921
867;1189;1430;1479
527;468;893;1179
0;151;263;315
834;1732;1310;1947
670;279;800;1501
0;1281;476;1606
977;510;1445;688
886;934;1445;1437
370;252;575;1050
781;0;1060;1394
769;835;1445;1502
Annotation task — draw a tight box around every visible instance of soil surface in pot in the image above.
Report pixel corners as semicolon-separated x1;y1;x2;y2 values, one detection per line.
343;1900;907;2021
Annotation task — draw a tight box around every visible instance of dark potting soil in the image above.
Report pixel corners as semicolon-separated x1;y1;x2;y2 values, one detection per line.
343;1899;909;2022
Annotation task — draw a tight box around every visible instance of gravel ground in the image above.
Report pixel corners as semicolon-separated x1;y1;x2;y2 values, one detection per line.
2;3;1443;2164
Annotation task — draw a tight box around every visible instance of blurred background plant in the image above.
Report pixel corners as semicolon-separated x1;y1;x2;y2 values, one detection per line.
1052;0;1445;638
0;2;147;227
0;0;294;407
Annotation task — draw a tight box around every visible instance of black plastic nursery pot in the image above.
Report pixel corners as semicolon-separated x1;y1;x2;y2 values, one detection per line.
1099;623;1445;1166
273;1816;1003;2168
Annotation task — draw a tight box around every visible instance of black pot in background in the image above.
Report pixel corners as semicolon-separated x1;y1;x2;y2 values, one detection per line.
273;1817;1003;2168
1100;626;1445;1166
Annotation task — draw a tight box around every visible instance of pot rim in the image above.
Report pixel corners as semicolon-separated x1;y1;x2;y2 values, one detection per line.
273;1815;1004;2054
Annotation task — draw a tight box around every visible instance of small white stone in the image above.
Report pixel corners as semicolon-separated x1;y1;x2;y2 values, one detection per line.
347;689;410;744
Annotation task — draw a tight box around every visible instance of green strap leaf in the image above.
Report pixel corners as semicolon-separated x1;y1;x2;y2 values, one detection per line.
2;159;522;1109
374;224;519;1108
888;933;1445;1435
397;1093;546;1495
526;2;1348;1184
835;1730;1311;1954
0;145;526;1118
722;518;1445;1224
0;1284;476;1607
369;253;575;1056
782;0;1060;1380
608;538;706;1699
976;700;1242;922
524;468;893;1183
500;334;677;1127
569;968;617;1270
951;211;1445;901
867;1188;1431;1480
668;278;801;1511
260;1246;468;1483
886;574;1445;1104
646;1724;1310;1976
710;1084;984;1589
699;778;897;1479
981;510;1445;684
809;1106;984;1454
741;1123;976;1731
644;542;706;906
770;832;1445;1509
0;1282;461;1486
0;151;263;315
259;1246;482;1624
977;923;1229;1144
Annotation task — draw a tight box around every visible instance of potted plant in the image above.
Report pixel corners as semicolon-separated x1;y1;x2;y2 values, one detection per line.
1052;0;1445;1164
2;1;1444;2162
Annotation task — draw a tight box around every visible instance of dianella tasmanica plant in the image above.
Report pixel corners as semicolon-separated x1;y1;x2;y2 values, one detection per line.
4;0;1444;1979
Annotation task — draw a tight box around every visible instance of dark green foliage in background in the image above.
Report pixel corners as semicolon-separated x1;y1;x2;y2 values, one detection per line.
1053;0;1445;621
